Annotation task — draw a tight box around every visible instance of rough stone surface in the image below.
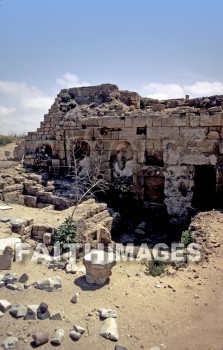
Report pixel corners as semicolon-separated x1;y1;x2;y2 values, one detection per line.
100;317;119;341
32;332;49;346
70;293;79;304
73;325;86;334
50;328;65;345
49;312;63;320
98;308;117;319
21;85;223;225
70;329;82;341
1;336;18;349
9;304;27;318
18;273;29;283
34;276;62;292
0;300;11;313
37;302;50;320
84;250;116;284
25;305;39;320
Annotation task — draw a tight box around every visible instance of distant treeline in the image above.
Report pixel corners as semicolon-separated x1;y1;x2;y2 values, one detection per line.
0;134;25;146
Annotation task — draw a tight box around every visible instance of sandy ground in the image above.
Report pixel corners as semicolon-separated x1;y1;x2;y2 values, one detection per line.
0;145;223;350
0;210;222;350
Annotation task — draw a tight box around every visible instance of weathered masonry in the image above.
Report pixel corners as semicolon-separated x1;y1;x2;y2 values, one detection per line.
23;84;223;224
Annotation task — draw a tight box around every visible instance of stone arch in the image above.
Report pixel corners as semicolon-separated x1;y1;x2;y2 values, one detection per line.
110;141;134;184
69;140;91;172
35;143;52;157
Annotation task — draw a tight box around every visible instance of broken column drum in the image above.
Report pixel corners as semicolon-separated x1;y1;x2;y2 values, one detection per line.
83;250;116;284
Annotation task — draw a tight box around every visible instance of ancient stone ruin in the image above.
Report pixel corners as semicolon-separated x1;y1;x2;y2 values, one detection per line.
20;83;223;225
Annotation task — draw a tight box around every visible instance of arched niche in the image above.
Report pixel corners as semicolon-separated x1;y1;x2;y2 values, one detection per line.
110;141;134;184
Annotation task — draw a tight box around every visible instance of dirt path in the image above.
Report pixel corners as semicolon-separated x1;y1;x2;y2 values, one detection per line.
0;210;223;350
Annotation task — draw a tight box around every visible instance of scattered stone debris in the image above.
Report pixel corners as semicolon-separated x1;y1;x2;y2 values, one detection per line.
18;273;29;283
70;292;79;304
0;300;11;313
50;328;65;345
1;336;18;349
97;308;117;319
49;312;63;320
37;302;50;320
100;318;119;341
32;332;50;346
9;304;27;318
34;276;62;292
25;305;39;320
70;329;82;341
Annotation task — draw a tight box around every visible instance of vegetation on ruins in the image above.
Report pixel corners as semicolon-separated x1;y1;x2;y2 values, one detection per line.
145;258;165;277
54;217;77;253
69;136;109;217
180;229;192;247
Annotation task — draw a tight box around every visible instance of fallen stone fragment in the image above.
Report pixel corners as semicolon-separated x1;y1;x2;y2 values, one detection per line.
100;318;119;341
48;261;66;270
65;262;77;274
49;312;63;320
37;302;50;320
0;281;5;288
115;346;128;350
50;328;65;345
25;305;39;320
18;273;29;283
70;293;79;304
73;325;86;334
0;274;4;280
70;330;82;341
0;311;3;317
32;332;49;346
2;273;18;285
0;218;11;223
98;308;117;319
24;281;35;289
34;276;62;292
0;300;11;312
9;304;27;318
1;336;18;349
6;283;24;291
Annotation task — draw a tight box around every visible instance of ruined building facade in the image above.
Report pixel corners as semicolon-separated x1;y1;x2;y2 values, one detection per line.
23;84;223;224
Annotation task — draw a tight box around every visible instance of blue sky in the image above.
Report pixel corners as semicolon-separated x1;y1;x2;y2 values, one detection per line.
0;0;223;134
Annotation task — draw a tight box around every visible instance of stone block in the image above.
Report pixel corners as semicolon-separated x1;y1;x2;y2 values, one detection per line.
180;127;207;141
200;113;222;126
162;114;189;127
24;195;37;207
152;117;162;127
189;114;200;127
207;130;220;139
124;117;133;128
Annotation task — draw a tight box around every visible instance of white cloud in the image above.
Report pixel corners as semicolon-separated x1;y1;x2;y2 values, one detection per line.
0;79;54;135
142;81;223;99
0;105;16;117
56;72;90;89
0;73;90;135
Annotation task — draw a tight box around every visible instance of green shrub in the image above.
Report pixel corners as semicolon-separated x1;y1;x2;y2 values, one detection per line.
54;217;77;253
181;230;192;247
145;259;165;277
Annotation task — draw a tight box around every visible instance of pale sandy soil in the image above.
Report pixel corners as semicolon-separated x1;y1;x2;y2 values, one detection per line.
0;209;222;350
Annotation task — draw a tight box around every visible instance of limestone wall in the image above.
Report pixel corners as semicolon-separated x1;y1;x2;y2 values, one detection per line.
23;84;223;224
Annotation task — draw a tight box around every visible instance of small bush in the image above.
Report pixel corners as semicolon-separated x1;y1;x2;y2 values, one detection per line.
181;230;192;247
54;217;77;253
145;259;165;277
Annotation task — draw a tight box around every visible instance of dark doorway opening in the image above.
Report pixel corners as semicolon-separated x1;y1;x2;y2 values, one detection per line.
192;165;216;210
